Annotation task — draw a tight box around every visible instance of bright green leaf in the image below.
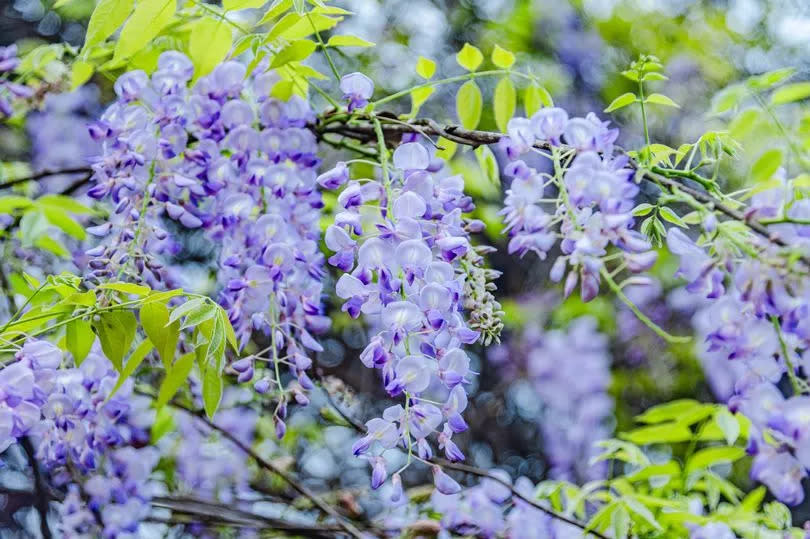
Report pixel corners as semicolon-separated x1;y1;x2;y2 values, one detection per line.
223;0;266;10
410;86;434;116
604;92;637;113
491;44;515;69
771;82;810;105
202;362;223;419
659;206;687;228
456;43;483;72
270;40;317;68
752;148;784;183
70;61;94;89
621;424;693;445
474;145;500;187
686;446;745;474
436;137;457;161
524;84;552;116
109;339;154;398
66;318;94;365
326;34;374;47
645;93;680;108
0;196;33;214
189;17;233;79
715;407;741;445
113;0;175;62
83;0;134;51
141;301;179;368
156;352;194;409
493;77;516;133
456;80;482;130
42;207;85;240
93;310;137;371
416;56;436;79
636;399;709;424
167;297;207;325
151;406;175;443
99;282;151;296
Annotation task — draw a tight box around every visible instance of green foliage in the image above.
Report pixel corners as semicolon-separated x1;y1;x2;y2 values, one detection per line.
456;43;483;72
416;56;436;79
189;17;233;78
493;77;516;132
456;80;483;129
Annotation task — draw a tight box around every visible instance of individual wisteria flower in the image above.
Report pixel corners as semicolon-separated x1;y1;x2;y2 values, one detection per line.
0;339;156;537
321;138;495;489
499;108;655;302
489;315;613;482
340;72;374;111
0;44;33;117
86;51;329;422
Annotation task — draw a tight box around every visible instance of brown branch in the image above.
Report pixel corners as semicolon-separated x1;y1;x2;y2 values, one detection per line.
21;437;52;539
316;115;809;266
169;401;366;539
0;166;92;190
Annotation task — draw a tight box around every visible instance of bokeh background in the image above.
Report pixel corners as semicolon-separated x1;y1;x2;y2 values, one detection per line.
2;0;810;535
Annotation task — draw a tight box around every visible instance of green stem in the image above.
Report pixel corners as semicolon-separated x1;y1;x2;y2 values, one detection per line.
638;77;651;161
600;267;690;344
649;165;717;192
771;315;803;395
307;13;341;82
371;115;392;203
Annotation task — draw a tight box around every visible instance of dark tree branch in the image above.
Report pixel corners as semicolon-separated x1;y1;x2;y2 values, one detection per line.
21;437;52;539
316;115;809;267
0;167;92;190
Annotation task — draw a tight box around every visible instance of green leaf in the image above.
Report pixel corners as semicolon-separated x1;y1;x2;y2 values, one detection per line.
416;56;436;79
0;196;33;214
270;39;317;68
275;13;341;40
167;297;207;325
524;84;552;116
156;352;194;409
141;301;179;368
93;310;137;371
621;424;693;445
113;0;175;62
764;501;792;529
636;399;709;424
223;0;266;10
189;17;233;79
474;146;499;187
645;93;680;108
326;34;374;47
435;137;457;161
37;194;93;215
83;0;134;51
109;339;154;398
747;67;796;91
604;92;637;113
491;44;515;69
42;207;86;240
456;43;483;72
35;236;69;258
714;407;741;445
770;82;810;105
410;86;434;116
66;318;94;365
493;77;516;133
180;301;218;330
710;84;746;114
218;306;239;352
752;148;784;183
642;72;668;82
151;406;175;443
456;80;482;130
632;203;655;217
686;446;745;474
202;362;224;419
659;206;687;228
98;282;151;296
258;0;293;25
611;504;631;539
70;60;94;89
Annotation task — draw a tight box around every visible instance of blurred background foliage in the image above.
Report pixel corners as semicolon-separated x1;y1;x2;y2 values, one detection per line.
3;0;810;530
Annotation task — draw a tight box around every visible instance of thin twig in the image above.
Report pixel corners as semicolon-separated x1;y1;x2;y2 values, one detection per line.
21;437;52;539
0;166;91;189
169;401;365;539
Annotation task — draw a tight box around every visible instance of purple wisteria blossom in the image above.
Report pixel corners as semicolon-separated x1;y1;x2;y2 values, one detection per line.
321;139;487;490
0;45;32;117
86;52;329;422
499;108;655;302
340;72;374;111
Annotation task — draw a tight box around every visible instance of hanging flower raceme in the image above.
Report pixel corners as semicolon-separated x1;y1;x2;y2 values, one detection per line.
0;339;157;538
320;138;490;491
86;51;329;424
0;45;33;118
499;109;656;302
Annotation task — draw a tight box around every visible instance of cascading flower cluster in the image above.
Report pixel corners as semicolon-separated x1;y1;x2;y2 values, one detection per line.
0;339;156;537
499;109;656;301
87;52;329;426
489;315;613;482
0;44;32;118
320;135;485;492
668;175;810;505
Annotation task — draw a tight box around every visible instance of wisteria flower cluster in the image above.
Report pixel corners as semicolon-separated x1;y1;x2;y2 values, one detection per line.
86;51;329;428
490;315;613;482
0;339;156;537
320;126;488;491
499;109;656;301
